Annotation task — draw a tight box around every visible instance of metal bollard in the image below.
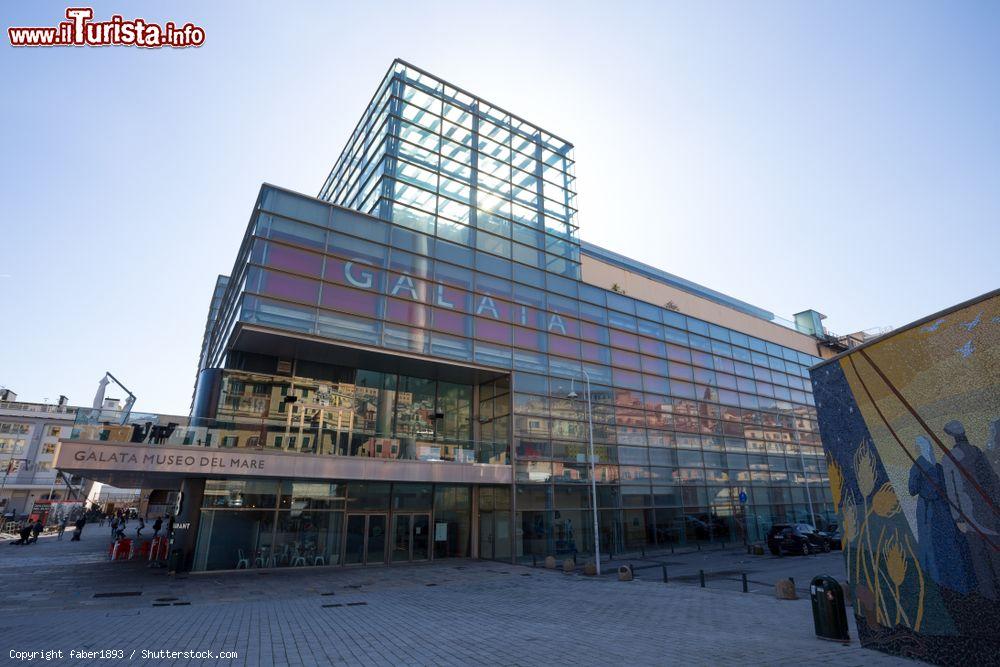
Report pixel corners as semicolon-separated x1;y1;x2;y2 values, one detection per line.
699;570;706;588
697;542;701;552
641;546;645;558
742;572;748;593
533;555;537;568
670;543;674;554
662;564;668;583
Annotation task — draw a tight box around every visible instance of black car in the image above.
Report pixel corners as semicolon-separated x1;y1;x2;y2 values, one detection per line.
824;523;843;551
766;523;831;556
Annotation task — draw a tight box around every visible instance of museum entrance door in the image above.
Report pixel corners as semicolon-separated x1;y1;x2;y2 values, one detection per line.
343;513;387;565
391;513;430;562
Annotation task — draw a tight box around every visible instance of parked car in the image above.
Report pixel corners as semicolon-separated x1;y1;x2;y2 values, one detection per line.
796;523;835;551
766;523;831;555
824;523;843;550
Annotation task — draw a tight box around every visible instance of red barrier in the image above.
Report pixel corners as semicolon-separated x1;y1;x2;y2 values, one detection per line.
148;536;169;561
110;538;133;560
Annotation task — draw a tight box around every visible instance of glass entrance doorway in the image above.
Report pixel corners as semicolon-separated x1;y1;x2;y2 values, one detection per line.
391;513;430;562
477;510;511;560
479;511;495;559
343;514;387;565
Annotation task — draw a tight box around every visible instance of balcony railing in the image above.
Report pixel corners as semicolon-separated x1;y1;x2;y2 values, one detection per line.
67;420;509;466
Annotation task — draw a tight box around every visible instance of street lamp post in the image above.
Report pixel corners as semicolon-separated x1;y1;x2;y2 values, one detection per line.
568;369;601;576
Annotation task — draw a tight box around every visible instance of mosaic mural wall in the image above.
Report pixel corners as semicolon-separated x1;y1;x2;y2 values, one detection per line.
810;290;1000;665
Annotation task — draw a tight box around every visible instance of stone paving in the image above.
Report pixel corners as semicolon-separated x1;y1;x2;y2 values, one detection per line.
0;534;913;666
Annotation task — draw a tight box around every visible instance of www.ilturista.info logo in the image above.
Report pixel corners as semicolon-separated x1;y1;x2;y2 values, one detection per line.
8;7;205;48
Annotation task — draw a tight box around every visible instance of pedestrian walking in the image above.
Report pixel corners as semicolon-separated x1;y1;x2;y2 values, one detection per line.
71;515;86;541
57;516;68;540
10;523;32;545
110;516;118;538
28;520;43;544
152;516;163;537
136;517;145;538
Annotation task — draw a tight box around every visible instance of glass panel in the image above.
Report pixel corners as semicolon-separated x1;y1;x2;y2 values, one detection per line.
394;375;436;441
193;510;275;571
434;486;471;558
413;514;430;560
367;514;387;564
392;483;433;510
273;510;343;567
392;514;411;562
494;511;511;560
346;482;391;510
479;511;495;560
344;514;366;565
203;480;278;509
279;482;346;510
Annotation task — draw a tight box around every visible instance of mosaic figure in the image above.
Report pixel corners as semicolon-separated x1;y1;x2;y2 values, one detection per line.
907;435;975;594
941;420;1000;601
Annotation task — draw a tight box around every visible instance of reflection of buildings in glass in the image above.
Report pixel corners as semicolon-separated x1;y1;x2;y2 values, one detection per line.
358;437;399;459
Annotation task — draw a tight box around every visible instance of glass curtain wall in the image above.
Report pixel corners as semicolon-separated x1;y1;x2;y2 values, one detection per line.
210;368;478;463
228;187;830;559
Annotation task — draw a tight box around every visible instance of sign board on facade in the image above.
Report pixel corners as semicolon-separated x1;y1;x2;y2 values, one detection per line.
52;440;512;486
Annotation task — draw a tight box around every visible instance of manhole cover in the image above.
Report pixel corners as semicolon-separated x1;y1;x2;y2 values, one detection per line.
322;603;343;608
346;601;367;606
93;592;141;598
320;592;336;596
425;583;437;587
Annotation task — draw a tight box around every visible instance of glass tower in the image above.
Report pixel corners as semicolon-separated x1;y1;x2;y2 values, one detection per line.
318;60;580;281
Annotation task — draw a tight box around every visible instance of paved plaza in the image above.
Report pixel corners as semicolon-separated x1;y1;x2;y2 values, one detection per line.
1;533;911;666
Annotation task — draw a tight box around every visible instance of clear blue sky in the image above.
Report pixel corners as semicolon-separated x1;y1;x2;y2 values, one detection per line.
2;1;998;414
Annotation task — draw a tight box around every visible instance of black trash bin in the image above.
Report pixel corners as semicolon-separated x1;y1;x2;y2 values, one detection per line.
167;548;184;574
810;575;849;642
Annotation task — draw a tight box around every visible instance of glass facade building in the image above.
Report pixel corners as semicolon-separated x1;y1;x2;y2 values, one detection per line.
58;60;834;572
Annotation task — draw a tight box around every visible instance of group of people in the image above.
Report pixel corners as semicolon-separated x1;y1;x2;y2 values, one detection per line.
108;512;167;542
8;513;87;544
6;507;173;546
9;519;45;545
